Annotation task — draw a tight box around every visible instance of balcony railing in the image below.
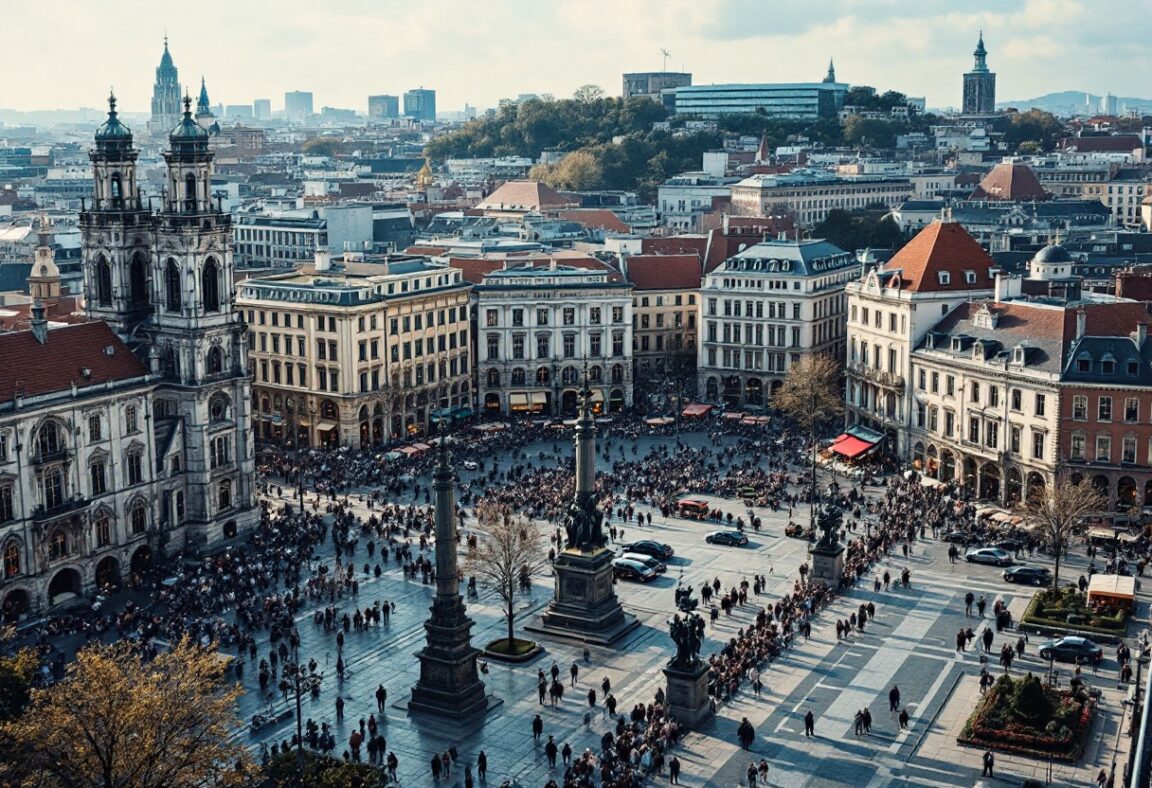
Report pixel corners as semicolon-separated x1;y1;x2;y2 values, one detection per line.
31;448;71;466
848;362;905;391
31;496;88;522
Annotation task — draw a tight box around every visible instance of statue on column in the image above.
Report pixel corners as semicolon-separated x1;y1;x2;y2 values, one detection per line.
815;500;843;550
667;612;704;669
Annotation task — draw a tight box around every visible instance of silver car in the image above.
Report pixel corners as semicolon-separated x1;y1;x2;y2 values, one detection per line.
965;547;1013;567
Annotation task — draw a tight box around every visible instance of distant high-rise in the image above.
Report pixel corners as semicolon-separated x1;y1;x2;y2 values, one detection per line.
403;88;436;122
253;99;271;120
623;71;692;100
284;91;314;122
962;31;996;115
148;37;182;136
1099;93;1119;116
368;94;400;121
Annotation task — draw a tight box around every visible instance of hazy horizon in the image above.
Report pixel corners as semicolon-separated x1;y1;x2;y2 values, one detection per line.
4;0;1148;115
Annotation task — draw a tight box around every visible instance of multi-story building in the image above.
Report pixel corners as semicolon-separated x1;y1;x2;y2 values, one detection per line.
657;173;737;232
238;254;473;448
475;265;633;416
961;32;996;115
284;91;314;122
0;94;258;619
147;38;182;136
729;172;912;227
844;220;998;455
368;95;400;121
622;71;692;101
698;237;856;408
621;254;701;400
1101;170;1151;229
403;89;436;123
253;99;272;121
669;80;848;119
234;213;327;269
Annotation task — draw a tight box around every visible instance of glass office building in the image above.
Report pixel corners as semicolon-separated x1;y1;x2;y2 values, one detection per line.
668;82;848;119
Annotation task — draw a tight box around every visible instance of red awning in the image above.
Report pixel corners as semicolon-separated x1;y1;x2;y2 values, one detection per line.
830;434;875;459
682;403;713;417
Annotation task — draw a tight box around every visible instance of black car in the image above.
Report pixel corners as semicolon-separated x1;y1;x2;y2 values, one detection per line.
1003;566;1052;585
621;540;675;561
611;558;656;583
994;539;1025;553
942;531;972;544
706;530;749;546
1038;636;1103;664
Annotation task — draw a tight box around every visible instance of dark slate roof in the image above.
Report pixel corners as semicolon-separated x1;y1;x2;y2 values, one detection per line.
1062;334;1152;385
721;238;853;277
917;300;1067;374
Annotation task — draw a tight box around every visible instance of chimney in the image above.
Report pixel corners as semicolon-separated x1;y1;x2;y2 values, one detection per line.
314;248;331;272
1136;323;1148;348
1075;306;1086;339
30;301;47;345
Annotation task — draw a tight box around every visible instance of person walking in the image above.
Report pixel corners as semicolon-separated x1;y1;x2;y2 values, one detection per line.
982;750;995;777
335;695;345;720
477;750;487;780
862;708;873;734
982;626;994;654
804;709;815;737
888;685;900;712
898;708;910;730
375;684;387;712
977;594;987;618
544;735;558;768
965;591;975;616
431;753;442;782
561;742;572;766
669;754;681;784
737;717;756;749
570;661;579;686
854;709;864;735
532;714;543;741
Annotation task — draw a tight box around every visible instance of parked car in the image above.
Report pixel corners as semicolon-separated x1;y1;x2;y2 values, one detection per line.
993;538;1025;553
1003;566;1052;586
619;552;666;574
942;531;973;544
1038;636;1103;664
620;540;675;561
612;558;656;583
705;530;749;547
461;460;480;471
676;498;711;518
965;547;1014;566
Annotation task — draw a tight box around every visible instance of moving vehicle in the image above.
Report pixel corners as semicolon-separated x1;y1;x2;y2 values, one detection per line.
620;540;675;561
676;498;710;518
965;547;1014;567
1038;636;1103;664
611;558;656;583
706;530;749;547
619;552;666;574
1003;566;1052;586
993;538;1025;553
942;531;972;544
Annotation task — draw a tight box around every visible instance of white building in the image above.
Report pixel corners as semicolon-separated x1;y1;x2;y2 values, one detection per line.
657;173;737;232
475;265;634;416
698;237;856;408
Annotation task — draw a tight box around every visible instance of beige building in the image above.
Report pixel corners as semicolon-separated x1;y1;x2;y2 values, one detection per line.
238;253;473;448
621;254;701;397
730;173;912;227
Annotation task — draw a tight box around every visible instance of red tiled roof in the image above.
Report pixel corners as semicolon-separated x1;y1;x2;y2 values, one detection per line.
641;236;708;258
0;296;86;333
701;218;797;272
623;255;701;290
1058;136;1143;153
446;258;504;285
1070;301;1152;341
404;245;449;256
0;322;149;402
971;162;1048;201
476;180;576;212
880;220;998;293
555;209;631;234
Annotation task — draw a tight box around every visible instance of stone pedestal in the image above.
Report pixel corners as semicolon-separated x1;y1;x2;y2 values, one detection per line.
663;660;712;728
527;547;638;646
809;542;845;584
408;596;491;717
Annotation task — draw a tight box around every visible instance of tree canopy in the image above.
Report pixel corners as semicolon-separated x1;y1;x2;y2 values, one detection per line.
812;208;907;253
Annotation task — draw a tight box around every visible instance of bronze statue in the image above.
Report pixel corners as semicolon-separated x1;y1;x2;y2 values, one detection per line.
816;500;843;550
667;612;704;669
564;498;606;550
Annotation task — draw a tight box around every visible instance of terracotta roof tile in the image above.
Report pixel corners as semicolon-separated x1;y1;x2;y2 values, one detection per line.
475;180;576;213
555;209;631;234
971;162;1048;201
623;255;701;290
641;236;708;258
0;322;149;402
881;220;998;293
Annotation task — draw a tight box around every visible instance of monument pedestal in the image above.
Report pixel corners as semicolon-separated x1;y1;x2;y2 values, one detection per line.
408;596;491;718
809;542;845;584
663;661;712;728
527;547;638;646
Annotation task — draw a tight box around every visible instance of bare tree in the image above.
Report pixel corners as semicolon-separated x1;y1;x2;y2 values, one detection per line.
773;353;845;529
465;501;548;650
1018;474;1105;590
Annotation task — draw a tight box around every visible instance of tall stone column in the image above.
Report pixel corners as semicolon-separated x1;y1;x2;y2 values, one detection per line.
408;437;490;717
528;381;638;645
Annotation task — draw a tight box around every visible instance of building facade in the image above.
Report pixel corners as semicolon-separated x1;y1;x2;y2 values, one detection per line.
147;38;182;137
962;33;996;115
670;82;848;119
698;238;855;408
284;91;314;122
234;214;327;269
475;265;633;416
239;256;473;448
622;255;701;402
622;72;692;100
368;95;400;120
729;173;912;227
403;89;437;123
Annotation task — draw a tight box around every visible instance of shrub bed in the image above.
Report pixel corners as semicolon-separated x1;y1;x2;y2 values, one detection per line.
1021;587;1128;638
958;673;1094;762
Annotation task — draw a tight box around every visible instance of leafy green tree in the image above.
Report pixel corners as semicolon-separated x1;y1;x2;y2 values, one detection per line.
573;84;605;103
302;137;339;157
998;109;1064;152
259;750;388;788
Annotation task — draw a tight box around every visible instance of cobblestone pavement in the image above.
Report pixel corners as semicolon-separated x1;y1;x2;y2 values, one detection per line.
233;430;1144;787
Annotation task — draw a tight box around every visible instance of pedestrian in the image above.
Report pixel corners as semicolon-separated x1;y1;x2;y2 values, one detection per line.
804;709;815;736
983;627;994;653
737;716;756;749
464;766;474;788
375;684;387;712
977;594;987;618
898;708;909;730
335;695;344;720
747;763;758;787
532;714;543;741
431;753;442;781
538;677;547;704
587;688;597;708
570;661;579;686
889;685;900;712
669;754;681;784
964;591;974;616
862;708;872;733
545;735;558;768
982;750;994;777
477;750;487;780
561;742;572;766
854;709;863;735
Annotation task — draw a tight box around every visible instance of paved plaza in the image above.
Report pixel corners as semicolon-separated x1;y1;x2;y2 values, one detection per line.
229;430;1141;787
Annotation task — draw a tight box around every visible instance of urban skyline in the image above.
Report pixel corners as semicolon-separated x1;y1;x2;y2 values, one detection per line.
3;0;1149;115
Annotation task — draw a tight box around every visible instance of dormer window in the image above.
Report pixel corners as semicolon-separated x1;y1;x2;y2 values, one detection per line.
965;271;976;284
938;272;951;286
1013;346;1025;364
1076;354;1091;373
1101;357;1116;375
1128;360;1139;376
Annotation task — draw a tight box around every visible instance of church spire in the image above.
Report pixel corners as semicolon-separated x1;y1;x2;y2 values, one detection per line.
824;58;836;83
972;30;989;72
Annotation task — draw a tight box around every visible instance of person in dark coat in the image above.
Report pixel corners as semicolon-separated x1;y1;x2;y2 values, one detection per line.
737;717;756;749
804;709;815;736
889;685;900;711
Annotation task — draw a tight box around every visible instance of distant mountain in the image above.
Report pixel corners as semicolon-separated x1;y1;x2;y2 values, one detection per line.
997;91;1152;117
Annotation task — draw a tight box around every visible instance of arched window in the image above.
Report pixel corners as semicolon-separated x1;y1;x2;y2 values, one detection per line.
37;421;61;458
95;515;111;548
209;395;230;423
165;260;182;312
48;530;67;561
536;367;550;385
131;500;147;535
3;541;19;578
184;173;197;210
202;258;220;312
129;254;148;307
511;368;526;386
611;364;624;384
95;255;112;307
486;369;500;387
207;346;223;375
218;479;233;511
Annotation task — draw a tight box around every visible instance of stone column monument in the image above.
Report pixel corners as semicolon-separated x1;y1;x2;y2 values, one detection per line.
808;500;845;584
408;436;492;716
662;611;712;727
528;381;638;645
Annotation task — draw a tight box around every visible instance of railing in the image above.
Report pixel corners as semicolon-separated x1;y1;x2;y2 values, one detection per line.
847;362;905;390
30;448;70;466
31;496;88;522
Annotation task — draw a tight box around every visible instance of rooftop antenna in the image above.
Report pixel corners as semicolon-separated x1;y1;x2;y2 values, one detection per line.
661;48;671;72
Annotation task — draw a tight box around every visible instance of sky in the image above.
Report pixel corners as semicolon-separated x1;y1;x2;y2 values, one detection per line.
4;0;1149;114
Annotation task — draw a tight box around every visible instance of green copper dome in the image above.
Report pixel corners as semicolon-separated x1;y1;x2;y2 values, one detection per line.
169;95;209;155
95;93;133;150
